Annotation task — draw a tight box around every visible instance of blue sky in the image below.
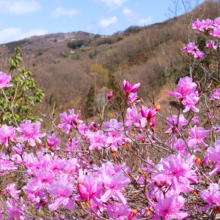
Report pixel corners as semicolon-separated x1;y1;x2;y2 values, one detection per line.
0;0;204;44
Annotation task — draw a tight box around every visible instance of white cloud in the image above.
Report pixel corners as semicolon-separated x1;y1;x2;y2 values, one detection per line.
138;16;153;25
0;0;40;14
51;7;79;18
94;0;129;8
100;16;118;28
122;7;132;15
0;28;47;44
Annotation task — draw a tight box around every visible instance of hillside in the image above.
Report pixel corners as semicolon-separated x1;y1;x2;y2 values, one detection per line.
0;0;218;118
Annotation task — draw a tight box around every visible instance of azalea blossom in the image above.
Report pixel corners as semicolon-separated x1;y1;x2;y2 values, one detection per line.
77;172;98;201
192;18;204;31
47;174;74;211
187;126;209;147
153;154;198;193
125;107;146;128
123;80;141;93
167;76;197;100
17;120;46;147
0;72;12;89
210;27;220;38
0;124;16;148
193;50;205;59
153;192;188;220
210;88;220;100
205;139;220;176
200;184;220;208
165;114;188;136
58;109;83;134
88;130;106;150
206;40;218;50
47;133;60;149
140;106;157;120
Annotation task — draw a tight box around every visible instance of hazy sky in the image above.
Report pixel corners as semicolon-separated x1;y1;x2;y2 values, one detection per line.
0;0;204;44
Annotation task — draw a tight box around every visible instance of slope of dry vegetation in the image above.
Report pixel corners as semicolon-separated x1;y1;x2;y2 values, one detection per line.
0;0;219;119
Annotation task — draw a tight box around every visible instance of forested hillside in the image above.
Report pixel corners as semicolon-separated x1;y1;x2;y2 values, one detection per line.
0;0;218;119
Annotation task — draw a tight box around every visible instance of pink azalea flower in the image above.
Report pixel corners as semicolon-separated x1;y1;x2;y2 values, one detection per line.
17;120;46;147
125;107;146;128
214;17;220;27
12;144;24;154
88;130;106;150
168;137;188;155
123;80;141;93
58;109;83;134
192;18;204;31
153;192;188;220
206;40;218;50
192;116;200;125
6;200;25;220
205;139;220;176
106;131;124;151
0;153;16;172
213;126;220;133
23;182;47;206
77;123;88;135
202;18;213;30
89;122;100;131
31;170;55;190
0;72;12;89
187;125;209;147
165;114;188;136
127;92;140;105
193;50;205;59
140;106;157;120
200;184;220;208
5;184;20;200
77;173;98;201
153;154;198;193
182;93;199;112
104;119;123;132
47;133;60;149
107;205;130;220
167;76;197;100
0;124;16;148
210;88;220;100
210;27;220;38
47;174;74;211
100;162;130;205
65;158;79;173
181;42;198;54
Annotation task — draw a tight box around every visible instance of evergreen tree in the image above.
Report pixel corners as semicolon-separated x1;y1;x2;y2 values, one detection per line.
85;85;95;118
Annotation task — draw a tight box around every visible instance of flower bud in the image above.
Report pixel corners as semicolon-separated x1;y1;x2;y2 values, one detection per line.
147;209;151;215
155;104;161;111
78;182;89;201
123;80;131;93
193;157;201;167
111;148;115;153
127;210;137;220
150;117;156;127
107;92;113;100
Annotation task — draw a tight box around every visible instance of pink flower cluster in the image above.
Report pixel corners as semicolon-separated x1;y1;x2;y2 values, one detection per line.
192;17;220;38
181;42;204;58
167;76;199;112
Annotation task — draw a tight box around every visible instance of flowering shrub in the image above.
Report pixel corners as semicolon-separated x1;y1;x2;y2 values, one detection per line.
1;17;220;220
